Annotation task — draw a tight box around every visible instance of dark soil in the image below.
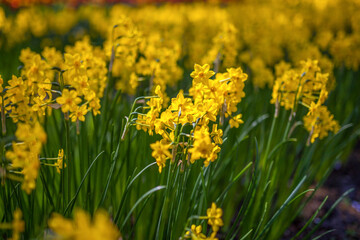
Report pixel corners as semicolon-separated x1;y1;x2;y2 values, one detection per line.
282;142;360;240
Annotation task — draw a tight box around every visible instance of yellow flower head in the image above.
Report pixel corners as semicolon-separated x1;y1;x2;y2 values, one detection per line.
207;203;223;233
56;89;82;113
55;149;66;174
70;105;88;122
150;140;172;173
229;114;244;128
211;124;223;145
184;224;207;239
190;64;215;85
170;90;192;114
11;209;25;240
189;126;212;164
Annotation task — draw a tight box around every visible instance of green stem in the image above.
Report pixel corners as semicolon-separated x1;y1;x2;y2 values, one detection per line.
282;110;294;141
65;118;71;208
1;95;6;135
263;110;277;163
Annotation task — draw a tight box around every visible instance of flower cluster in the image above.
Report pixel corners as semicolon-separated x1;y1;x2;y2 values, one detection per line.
135;64;247;172
48;209;120;240
271;59;329;111
1;38;107;193
5;121;46;193
104;16;142;94
2;1;360;87
304;102;340;144
0;209;25;240
2;39;106;126
202;22;239;70
58;37;108;121
105;15;182;97
271;59;339;143
184;202;223;240
3;54;52;123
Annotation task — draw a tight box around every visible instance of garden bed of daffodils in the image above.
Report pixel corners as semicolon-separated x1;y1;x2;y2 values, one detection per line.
0;0;360;239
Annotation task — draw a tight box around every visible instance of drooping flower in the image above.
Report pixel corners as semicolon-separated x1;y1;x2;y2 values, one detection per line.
303;103;340;144
55;149;66;174
150;140;172;173
211;124;223;145
189;126;213;164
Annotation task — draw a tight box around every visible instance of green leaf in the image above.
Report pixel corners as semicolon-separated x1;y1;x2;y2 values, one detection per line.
120;185;166;231
303;188;354;240
255;176;307;240
63;151;104;216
